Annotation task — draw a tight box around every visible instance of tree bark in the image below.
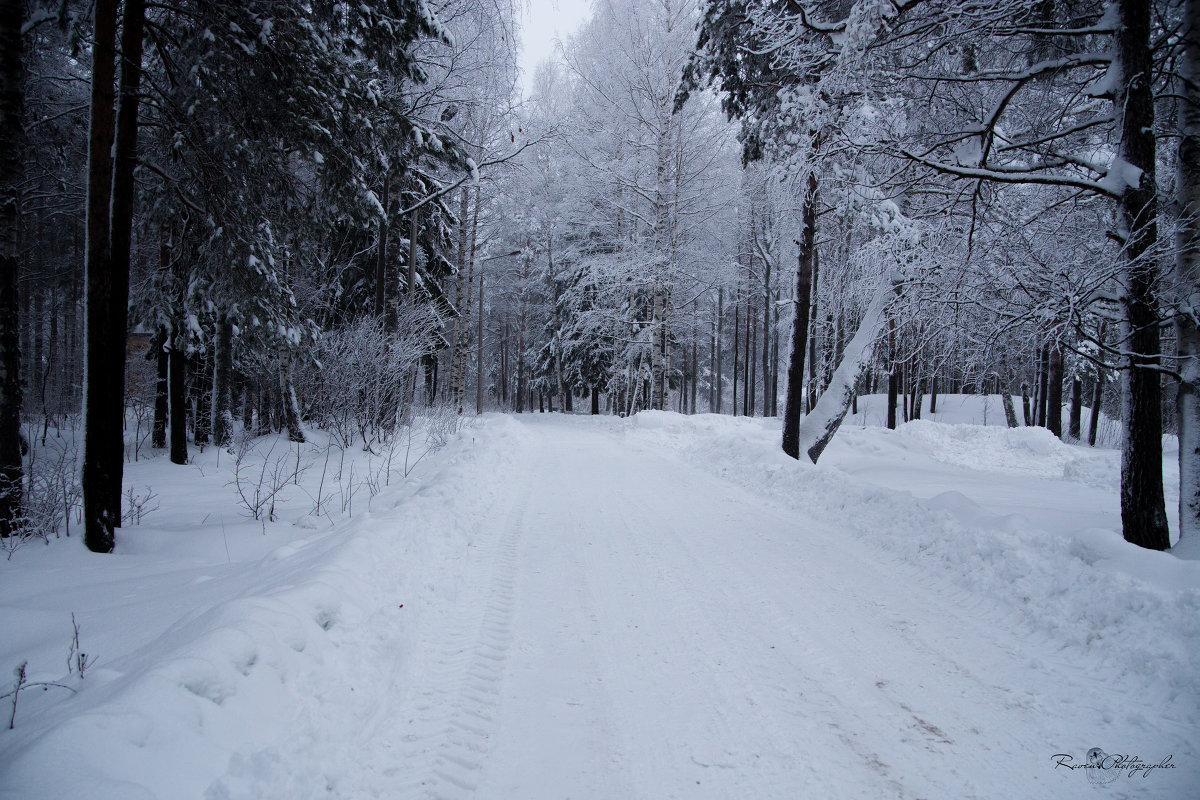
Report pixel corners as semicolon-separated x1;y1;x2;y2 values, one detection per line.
1088;367;1104;447
886;317;898;430
83;0;140;552
168;322;188;465
1115;0;1170;549
782;174;817;458
152;326;168;449
715;288;723;413
1021;382;1031;425
0;0;24;536
212;313;233;446
1036;344;1049;426
1175;0;1200;544
1047;342;1063;438
1069;377;1082;440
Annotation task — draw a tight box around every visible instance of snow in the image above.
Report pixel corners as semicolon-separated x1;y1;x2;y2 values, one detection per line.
2;409;1196;798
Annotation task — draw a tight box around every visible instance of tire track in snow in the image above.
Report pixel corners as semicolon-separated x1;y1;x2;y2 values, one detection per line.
387;452;534;799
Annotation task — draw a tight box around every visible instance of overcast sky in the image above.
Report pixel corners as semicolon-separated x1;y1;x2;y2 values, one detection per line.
518;0;592;96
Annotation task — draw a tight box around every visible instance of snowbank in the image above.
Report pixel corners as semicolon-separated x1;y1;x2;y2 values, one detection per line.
0;414;527;799
628;411;1200;728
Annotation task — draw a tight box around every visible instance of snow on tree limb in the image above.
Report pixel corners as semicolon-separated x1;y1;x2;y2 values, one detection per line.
796;269;903;464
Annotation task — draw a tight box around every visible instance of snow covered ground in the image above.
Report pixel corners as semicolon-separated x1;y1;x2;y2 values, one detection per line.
1;399;1196;798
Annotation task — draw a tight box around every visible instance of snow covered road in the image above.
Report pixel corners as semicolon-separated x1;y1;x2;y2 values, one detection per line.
3;413;1194;799
334;416;1193;799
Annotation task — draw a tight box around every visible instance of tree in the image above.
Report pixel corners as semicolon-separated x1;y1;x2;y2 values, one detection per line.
0;0;23;537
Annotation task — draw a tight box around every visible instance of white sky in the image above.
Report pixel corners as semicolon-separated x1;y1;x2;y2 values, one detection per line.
518;0;592;96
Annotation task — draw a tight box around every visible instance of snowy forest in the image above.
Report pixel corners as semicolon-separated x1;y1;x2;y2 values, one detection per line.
1;0;1198;797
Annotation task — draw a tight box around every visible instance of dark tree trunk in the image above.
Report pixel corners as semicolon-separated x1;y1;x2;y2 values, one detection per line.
911;377;923;420
82;0;138;552
1115;0;1170;549
1002;390;1019;428
374;174;389;318
1037;344;1050;427
152;326;168;449
1047;343;1063;438
1088;369;1104;446
781;175;817;458
241;375;255;430
929;376;938;414
168;324;187;465
193;353;211;445
732;302;739;416
279;357;304;443
886;318;898;430
1021;382;1031;425
212;313;233;446
0;0;25;536
591;385;599;415
1069;378;1082;440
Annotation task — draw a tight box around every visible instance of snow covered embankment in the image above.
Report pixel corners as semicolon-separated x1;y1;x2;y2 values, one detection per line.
0;415;527;800
628;412;1200;729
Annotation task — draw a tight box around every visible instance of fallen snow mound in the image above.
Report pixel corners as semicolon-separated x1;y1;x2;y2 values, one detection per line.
629;411;1200;727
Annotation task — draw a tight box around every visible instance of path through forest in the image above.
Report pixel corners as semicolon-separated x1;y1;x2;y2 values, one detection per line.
332;416;1184;800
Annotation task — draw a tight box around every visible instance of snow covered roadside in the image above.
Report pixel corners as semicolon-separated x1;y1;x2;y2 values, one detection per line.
0;415;525;799
626;411;1200;738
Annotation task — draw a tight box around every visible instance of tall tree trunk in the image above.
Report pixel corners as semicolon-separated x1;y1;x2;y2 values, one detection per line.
374;174;390;319
1089;367;1104;447
212;313;233;446
83;0;144;552
886;317;898;430
782;174;817;458
1116;0;1170;549
193;353;211;445
929;375;938;414
1002;387;1019;428
591;385;599;415
715;288;723;413
152;326;168;449
279;356;304;443
1037;343;1050;427
1021;382;1031;425
1175;0;1200;544
745;293;754;416
0;0;24;536
168;322;187;465
1047;343;1064;438
1069;378;1082;440
476;268;484;415
732;302;740;417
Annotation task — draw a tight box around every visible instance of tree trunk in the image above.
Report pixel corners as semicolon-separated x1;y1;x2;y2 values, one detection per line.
1047;343;1063;438
1037;344;1049;426
591;385;599;415
279;356;304;443
781;175;817;457
1116;0;1170;549
886;318;898;430
374;173;390;318
212;313;233;446
1002;390;1018;428
1021;382;1031;425
193;353;211;445
732;302;739;417
1176;0;1200;544
1089;368;1104;447
83;0;142;552
797;276;898;463
1069;378;1082;440
0;0;24;536
168;322;187;465
929;376;938;414
152;326;168;449
476;268;484;414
